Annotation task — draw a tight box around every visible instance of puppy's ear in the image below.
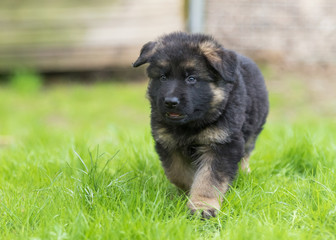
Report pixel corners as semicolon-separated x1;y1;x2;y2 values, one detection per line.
133;41;157;67
199;41;237;82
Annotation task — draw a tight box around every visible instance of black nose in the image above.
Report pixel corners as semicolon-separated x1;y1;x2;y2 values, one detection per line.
164;97;180;109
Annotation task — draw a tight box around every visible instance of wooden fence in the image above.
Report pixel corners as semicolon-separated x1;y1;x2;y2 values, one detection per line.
0;0;184;72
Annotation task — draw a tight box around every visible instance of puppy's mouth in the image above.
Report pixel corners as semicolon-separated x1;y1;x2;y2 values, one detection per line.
165;112;185;120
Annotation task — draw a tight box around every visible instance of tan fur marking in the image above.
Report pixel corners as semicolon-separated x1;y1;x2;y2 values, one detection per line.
156;59;170;68
241;156;251;173
164;152;194;191
188;150;229;213
209;83;225;108
188;196;221;212
154;125;229;147
199;41;221;63
153;127;176;150
181;59;198;69
197;126;230;144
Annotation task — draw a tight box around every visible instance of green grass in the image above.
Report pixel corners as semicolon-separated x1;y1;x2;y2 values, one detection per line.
0;79;336;239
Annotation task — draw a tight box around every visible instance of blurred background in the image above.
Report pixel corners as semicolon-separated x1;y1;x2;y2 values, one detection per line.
0;0;335;145
1;0;335;72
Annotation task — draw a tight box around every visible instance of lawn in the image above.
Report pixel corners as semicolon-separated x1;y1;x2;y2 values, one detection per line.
0;72;336;239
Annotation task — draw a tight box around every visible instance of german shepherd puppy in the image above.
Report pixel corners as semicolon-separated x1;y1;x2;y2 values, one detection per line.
133;32;269;218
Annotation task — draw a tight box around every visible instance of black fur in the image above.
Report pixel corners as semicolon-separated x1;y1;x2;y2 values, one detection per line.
133;32;269;218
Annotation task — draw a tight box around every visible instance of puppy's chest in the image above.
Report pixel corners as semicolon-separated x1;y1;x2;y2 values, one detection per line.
152;125;230;150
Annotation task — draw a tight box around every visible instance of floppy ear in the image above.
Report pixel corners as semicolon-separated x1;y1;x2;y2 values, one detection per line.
199;42;238;82
133;41;157;67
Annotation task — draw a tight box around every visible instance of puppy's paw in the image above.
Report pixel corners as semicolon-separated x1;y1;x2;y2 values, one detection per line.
188;199;220;219
189;207;217;219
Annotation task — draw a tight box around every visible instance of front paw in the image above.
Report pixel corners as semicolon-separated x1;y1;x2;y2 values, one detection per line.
188;198;220;219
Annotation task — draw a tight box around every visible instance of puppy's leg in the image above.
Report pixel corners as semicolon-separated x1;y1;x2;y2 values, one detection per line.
241;136;257;173
241;156;251;173
163;151;194;191
188;137;244;218
155;142;194;191
188;155;229;218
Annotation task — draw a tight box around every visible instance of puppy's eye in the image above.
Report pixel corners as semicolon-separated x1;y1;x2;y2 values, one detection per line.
186;76;197;84
160;74;167;81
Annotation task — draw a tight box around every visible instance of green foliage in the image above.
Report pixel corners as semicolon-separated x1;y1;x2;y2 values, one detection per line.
0;79;335;239
8;69;43;93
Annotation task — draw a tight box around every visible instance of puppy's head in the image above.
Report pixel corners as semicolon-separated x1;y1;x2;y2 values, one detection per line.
133;32;238;127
